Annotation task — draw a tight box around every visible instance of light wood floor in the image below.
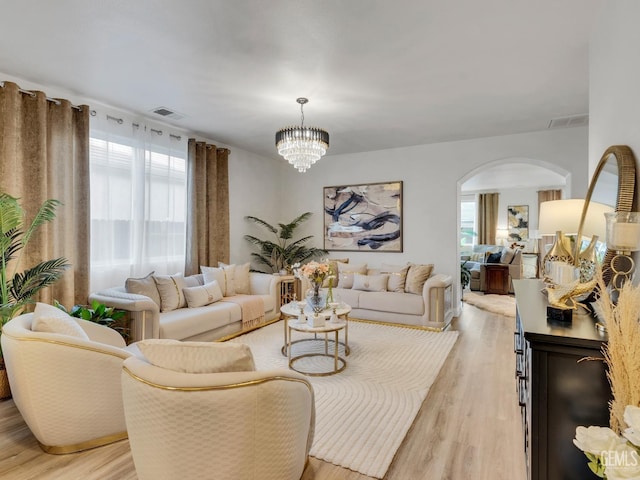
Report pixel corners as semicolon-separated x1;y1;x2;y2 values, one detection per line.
0;303;526;480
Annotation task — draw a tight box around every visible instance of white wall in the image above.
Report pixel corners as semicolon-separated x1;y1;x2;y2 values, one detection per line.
589;0;640;208
228;149;283;265
278;127;589;309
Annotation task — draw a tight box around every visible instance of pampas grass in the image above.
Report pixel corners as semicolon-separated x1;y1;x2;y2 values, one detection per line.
594;268;640;433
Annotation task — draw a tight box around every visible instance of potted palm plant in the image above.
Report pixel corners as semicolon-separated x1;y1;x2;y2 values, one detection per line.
244;212;327;274
0;194;69;398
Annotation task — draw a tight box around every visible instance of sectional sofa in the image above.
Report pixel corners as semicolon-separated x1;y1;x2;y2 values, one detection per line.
90;269;282;343
299;261;454;331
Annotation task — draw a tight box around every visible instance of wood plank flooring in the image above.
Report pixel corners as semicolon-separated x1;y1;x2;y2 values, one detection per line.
0;302;526;480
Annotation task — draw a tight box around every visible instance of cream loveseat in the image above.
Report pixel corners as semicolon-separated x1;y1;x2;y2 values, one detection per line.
300;261;454;330
90;266;281;342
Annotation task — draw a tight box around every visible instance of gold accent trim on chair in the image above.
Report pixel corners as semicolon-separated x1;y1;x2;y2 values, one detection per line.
122;367;314;393
39;431;128;454
1;331;131;360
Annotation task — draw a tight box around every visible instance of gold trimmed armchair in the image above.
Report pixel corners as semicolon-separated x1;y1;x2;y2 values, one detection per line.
121;355;315;480
1;313;136;453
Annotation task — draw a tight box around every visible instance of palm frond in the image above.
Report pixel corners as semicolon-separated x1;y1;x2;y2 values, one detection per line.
278;212;312;240
10;257;70;302
22;199;63;246
244;216;278;235
0;194;22;236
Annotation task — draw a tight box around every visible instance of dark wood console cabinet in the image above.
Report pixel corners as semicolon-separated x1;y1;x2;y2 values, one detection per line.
513;279;611;480
485;263;510;294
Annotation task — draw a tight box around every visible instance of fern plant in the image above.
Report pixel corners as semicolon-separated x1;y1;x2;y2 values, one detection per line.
244;212;327;273
0;194;69;360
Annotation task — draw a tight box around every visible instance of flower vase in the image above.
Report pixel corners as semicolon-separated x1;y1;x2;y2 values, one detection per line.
543;230;574;279
307;282;327;314
577;235;598;283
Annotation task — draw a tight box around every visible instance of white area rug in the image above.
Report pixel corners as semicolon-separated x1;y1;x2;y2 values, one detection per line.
463;291;516;317
230;320;458;479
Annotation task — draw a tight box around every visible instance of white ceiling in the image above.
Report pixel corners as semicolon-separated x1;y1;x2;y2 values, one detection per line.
0;0;601;159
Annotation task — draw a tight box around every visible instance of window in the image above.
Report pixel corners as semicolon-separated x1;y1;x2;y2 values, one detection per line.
460;196;477;254
89;116;187;291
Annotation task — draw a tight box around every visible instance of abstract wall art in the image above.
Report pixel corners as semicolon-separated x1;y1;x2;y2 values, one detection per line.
323;181;403;252
507;204;529;241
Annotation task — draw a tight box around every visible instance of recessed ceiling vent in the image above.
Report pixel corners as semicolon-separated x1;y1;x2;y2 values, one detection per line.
548;114;589;129
150;106;185;120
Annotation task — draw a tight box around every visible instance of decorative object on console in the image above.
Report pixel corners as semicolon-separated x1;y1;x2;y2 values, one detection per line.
576;145;636;287
573;271;640;477
507;204;529;241
604;212;640;294
275;97;329;173
323;181;403;252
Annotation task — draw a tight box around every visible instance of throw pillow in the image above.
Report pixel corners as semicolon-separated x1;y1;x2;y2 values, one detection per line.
219;262;250;294
324;258;349;287
31;302;89;339
184;274;204;288
381;263;410;292
218;263;237;296
500;247;516;265
405;263;434;295
486;252;502;263
337;262;367;289
153;274;188;312
352;273;388;292
138;339;255;373
125;271;161;307
201;266;235;296
183;280;224;308
470;252;484;262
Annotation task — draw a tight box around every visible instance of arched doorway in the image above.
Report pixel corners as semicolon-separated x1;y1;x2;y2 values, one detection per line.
456;158;571;300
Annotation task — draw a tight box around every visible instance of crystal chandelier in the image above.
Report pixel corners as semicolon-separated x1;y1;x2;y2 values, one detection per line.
275;98;330;173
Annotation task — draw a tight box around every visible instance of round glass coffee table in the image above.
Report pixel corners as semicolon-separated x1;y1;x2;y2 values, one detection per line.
287;318;347;376
279;302;351;358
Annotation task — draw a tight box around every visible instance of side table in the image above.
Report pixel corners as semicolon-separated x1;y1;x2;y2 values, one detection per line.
484;263;510;295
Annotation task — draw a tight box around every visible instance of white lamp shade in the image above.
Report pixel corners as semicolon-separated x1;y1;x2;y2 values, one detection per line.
538;199;584;236
538;199;613;239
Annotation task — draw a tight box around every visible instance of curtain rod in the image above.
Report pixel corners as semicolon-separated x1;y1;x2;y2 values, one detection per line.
0;81;83;111
92;110;183;141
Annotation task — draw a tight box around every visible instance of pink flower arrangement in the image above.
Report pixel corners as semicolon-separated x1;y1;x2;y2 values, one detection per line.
297;261;330;285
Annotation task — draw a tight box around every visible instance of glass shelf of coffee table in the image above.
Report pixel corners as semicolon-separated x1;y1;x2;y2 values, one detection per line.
279;302;351;358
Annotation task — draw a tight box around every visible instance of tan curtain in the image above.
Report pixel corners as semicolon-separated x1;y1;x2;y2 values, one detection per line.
477;193;499;245
537;189;562;205
185;139;230;275
0;81;90;307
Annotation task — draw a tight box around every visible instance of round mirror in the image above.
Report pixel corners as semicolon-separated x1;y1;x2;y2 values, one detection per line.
576;145;636;284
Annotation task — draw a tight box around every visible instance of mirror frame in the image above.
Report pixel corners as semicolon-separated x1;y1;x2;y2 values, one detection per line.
576;145;637;284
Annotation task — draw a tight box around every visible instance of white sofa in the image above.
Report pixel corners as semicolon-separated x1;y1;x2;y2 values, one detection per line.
300;264;454;330
90;272;282;342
